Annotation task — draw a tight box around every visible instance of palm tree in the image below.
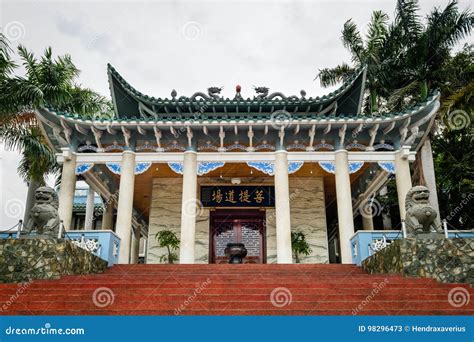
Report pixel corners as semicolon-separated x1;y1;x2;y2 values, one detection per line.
384;0;474;109
317;0;474;113
317;10;389;113
317;0;473;226
0;42;111;225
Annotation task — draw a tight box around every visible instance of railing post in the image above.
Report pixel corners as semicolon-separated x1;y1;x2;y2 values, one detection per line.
16;220;23;239
58;220;64;239
443;219;449;239
401;220;407;238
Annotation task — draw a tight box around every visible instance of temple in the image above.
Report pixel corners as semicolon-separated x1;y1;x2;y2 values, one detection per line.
35;64;441;265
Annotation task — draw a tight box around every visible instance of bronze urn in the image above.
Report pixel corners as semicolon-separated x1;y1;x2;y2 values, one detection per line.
224;243;247;264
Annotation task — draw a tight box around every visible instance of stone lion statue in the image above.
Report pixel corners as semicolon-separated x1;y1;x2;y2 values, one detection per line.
405;185;441;238
24;186;60;238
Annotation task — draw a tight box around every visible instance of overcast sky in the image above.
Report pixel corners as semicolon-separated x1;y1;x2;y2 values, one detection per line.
1;0;472;100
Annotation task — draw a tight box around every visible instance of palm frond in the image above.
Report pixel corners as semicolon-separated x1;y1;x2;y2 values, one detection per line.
365;11;389;61
395;0;422;40
341;19;364;63
316;63;355;87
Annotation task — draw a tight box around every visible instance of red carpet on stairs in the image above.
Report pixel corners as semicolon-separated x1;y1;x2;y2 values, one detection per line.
0;264;472;315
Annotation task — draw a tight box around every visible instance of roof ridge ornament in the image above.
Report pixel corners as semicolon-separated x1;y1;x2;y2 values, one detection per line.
190;86;223;101
253;86;269;99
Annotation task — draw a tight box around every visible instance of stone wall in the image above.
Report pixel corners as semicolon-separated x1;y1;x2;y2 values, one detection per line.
147;178;183;264
362;238;474;285
0;238;107;283
289;177;329;263
147;176;329;264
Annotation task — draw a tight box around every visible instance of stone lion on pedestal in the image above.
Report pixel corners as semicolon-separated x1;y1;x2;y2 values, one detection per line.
405;185;441;238
25;186;60;238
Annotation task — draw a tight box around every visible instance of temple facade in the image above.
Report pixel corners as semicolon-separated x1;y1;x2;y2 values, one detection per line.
35;64;441;264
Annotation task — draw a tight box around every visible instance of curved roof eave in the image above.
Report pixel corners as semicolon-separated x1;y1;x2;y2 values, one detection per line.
107;63;367;107
41;91;440;129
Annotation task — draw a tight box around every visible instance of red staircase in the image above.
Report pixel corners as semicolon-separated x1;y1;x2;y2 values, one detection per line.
1;264;472;315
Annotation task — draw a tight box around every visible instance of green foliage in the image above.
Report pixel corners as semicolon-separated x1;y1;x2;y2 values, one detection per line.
432;127;473;229
0;39;112;185
321;0;473;229
375;179;398;216
317;0;474;113
155;230;180;264
291;231;312;264
431;44;473;229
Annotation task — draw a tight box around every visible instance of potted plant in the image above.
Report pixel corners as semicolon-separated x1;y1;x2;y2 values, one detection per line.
155;230;180;264
291;231;312;263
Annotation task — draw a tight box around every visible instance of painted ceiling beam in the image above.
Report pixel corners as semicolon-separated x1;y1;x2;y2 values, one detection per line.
368;124;380;149
307;124;316;151
219;125;225;151
383;121;396;135
323;123;332;135
338;124;347;147
399;117;412;144
121;126;131;147
153;126;163;151
75;123;88;135
91;126;103;150
60;150;416;164
59;118;72;144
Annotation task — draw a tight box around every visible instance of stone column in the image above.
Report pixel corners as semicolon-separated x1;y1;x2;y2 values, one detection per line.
101;199;114;230
130;228;140;264
334;149;355;264
179;151;198;264
115;151;136;264
379;186;392;230
84;187;95;230
23;180;40;227
274;150;292;264
361;213;374;230
394;147;413;221
58;149;77;231
420;138;440;223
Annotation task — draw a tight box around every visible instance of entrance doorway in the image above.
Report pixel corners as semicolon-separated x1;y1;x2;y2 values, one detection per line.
210;210;266;264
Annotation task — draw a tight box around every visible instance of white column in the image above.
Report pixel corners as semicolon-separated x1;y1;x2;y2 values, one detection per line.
179;151;198;264
58;148;77;231
334;149;355;264
130;229;140;264
420;138;440;223
101;200;114;230
115;151;136;264
394;147;413;221
361;213;374;230
379;186;392;230
274;150;292;264
84;187;95;230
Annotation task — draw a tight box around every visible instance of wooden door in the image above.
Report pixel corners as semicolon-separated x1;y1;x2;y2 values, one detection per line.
210;210;266;264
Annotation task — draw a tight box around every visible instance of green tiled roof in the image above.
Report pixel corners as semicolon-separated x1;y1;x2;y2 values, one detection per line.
107;63;367;119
